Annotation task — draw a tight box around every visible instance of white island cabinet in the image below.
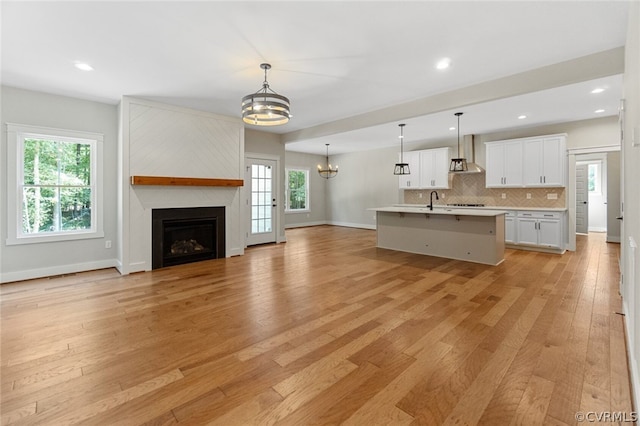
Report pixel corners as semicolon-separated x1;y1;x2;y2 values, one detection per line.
371;206;506;266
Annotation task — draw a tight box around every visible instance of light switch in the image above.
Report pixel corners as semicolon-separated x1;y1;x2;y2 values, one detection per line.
526;193;532;199
501;193;506;199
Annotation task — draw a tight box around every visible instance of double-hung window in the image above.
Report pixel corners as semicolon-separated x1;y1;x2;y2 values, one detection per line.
6;124;103;245
285;168;309;212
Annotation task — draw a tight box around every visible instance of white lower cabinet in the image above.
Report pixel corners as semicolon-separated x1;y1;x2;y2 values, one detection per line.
514;211;563;249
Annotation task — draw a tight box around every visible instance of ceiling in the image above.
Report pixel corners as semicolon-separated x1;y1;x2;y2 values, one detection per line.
1;1;630;155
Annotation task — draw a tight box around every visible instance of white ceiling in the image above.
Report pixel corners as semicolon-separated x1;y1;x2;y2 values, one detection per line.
1;1;630;155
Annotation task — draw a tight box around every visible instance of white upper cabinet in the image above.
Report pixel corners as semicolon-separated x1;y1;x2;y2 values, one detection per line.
398;151;421;189
486;134;566;188
485;140;523;187
398;147;451;190
522;136;566;187
420;147;451;189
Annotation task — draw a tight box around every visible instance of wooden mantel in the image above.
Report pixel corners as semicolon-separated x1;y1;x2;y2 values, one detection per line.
130;176;244;187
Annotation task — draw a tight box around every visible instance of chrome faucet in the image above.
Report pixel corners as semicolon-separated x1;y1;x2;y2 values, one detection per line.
428;191;439;211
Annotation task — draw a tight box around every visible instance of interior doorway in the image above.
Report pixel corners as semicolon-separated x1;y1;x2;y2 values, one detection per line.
576;155;608;233
567;146;620;252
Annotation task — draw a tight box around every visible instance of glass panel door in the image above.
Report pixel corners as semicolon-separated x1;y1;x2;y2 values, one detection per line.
246;158;277;245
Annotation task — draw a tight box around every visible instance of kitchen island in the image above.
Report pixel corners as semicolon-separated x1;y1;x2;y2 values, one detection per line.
371;206;507;265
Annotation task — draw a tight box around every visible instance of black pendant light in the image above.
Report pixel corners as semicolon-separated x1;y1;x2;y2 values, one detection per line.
449;112;468;172
394;123;410;175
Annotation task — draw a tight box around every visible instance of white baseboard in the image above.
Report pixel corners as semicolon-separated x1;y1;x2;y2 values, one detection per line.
327;221;376;230
284;221;375;231
623;300;640;414
1;259;119;284
607;235;621;243
285;221;328;229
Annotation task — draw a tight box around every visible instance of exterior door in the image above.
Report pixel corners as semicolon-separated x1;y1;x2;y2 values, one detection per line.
576;163;589;234
246;158;277;246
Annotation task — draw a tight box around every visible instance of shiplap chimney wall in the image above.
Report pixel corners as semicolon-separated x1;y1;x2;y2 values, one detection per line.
117;97;244;275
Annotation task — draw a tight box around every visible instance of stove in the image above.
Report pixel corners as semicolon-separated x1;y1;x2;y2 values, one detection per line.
446;203;486;207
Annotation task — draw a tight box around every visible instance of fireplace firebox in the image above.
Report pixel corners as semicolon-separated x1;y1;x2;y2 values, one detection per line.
152;207;225;269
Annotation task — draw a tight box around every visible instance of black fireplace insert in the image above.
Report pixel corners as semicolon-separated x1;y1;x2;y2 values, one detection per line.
152;207;225;269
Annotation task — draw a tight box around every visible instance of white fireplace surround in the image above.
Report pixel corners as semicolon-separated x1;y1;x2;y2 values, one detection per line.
117;97;245;274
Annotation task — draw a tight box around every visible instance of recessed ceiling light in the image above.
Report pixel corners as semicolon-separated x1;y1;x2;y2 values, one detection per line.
435;58;451;70
591;88;605;94
595;109;605;113
74;62;94;71
449;127;456;131
518;115;527;120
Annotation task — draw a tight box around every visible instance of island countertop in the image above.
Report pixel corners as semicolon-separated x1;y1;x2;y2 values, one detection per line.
370;206;507;217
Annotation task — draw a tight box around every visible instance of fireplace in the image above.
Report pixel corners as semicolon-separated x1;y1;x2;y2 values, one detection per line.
152;207;225;269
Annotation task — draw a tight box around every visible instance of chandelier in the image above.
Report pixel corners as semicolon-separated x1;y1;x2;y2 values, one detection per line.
318;144;338;179
241;63;291;126
394;123;410;175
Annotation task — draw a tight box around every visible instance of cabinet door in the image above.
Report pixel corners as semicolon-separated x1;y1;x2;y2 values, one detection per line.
523;137;565;187
485;143;505;187
398;151;421;189
538;219;561;248
541;137;565;186
502;141;523;186
431;148;450;188
516;218;538;245
523;138;544;186
419;150;435;188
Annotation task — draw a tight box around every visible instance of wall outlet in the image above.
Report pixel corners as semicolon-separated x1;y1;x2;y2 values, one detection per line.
547;193;558;200
501;193;507;199
419;192;423;198
441;193;445;199
526;193;532;199
105;240;112;249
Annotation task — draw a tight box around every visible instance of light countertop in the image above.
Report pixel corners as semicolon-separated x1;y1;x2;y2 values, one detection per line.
371;206;507;217
393;204;568;212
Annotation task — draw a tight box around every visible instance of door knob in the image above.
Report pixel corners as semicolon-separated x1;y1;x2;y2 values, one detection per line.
616;216;623;220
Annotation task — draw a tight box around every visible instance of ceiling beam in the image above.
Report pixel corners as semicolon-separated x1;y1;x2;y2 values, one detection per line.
281;47;624;144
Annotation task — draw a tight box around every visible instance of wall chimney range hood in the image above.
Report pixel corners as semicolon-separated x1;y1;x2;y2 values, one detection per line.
453;134;485;174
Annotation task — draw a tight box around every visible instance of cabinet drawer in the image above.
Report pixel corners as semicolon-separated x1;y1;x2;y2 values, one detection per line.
516;211;562;220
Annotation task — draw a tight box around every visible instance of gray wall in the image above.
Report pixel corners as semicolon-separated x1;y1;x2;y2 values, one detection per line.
284;151;328;228
326;146;403;229
1;86;118;282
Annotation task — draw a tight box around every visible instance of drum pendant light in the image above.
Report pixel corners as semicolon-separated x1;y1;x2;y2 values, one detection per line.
241;63;291;126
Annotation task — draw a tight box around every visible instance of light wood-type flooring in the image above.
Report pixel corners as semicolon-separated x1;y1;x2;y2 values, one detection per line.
0;226;634;425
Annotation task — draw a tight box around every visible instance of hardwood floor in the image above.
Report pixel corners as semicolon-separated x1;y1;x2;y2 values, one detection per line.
0;226;633;425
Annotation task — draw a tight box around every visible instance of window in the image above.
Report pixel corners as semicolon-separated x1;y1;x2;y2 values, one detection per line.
7;124;103;245
285;168;309;212
588;162;602;195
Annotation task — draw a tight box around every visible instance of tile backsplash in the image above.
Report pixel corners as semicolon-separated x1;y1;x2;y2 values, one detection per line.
403;173;566;208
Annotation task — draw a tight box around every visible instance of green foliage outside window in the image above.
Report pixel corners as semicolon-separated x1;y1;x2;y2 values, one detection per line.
287;169;308;210
22;138;93;234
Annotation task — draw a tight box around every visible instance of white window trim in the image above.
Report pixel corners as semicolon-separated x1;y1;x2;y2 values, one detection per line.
6;123;104;245
285;167;310;213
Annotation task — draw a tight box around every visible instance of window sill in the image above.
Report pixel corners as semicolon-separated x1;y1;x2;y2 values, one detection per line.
6;230;105;246
285;210;310;214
